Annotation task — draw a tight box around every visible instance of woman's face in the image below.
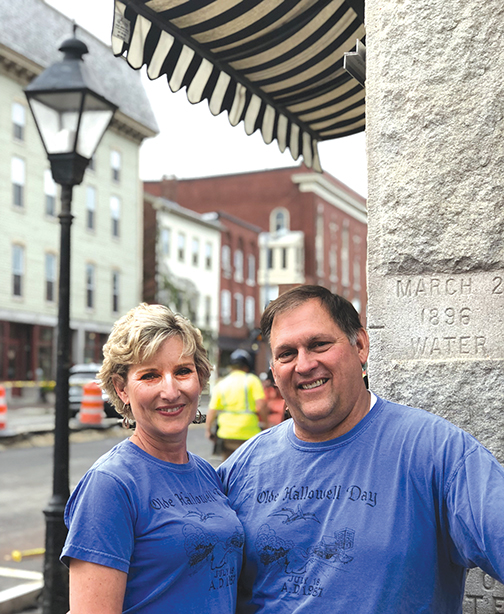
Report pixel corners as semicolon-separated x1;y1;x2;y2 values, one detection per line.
114;336;202;447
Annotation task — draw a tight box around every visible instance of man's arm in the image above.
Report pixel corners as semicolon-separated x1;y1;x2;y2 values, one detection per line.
255;398;268;428
205;408;218;440
69;559;127;614
446;446;504;583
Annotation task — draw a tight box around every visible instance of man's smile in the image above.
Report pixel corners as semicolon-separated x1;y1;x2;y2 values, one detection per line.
299;378;329;390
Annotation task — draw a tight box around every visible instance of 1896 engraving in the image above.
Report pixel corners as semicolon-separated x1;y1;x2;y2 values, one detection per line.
381;273;503;361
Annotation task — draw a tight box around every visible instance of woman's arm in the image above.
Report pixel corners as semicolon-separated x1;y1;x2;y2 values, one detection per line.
69;559;127;614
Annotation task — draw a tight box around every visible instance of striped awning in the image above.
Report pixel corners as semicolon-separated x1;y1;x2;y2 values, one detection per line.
111;0;366;171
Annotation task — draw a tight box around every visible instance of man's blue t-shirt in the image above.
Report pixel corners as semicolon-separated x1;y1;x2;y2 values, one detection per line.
62;438;244;613
218;396;504;613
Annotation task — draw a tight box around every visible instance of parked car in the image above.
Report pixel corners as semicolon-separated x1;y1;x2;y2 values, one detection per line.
69;363;120;419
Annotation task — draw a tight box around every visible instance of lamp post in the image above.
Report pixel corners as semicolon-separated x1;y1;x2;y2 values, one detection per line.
25;30;117;614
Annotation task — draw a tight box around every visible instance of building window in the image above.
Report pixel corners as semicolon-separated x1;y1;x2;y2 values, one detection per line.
192;238;200;266
245;296;255;327
161;228;171;256
12;157;25;208
204;295;211;327
112;271;120;313
316;212;324;277
221;290;231;324
353;236;362;291
12;102;25;141
12;245;24;297
110;196;120;237
86;186;96;230
111;150;121;182
271;208;289;233
234;248;244;282
234;293;243;327
341;225;350;287
205;242;212;270
329;247;338;281
45;253;57;302
247;254;255;284
282;247;288;269
267;247;274;269
44;169;57;217
86;264;95;309
177;233;186;262
222;245;231;277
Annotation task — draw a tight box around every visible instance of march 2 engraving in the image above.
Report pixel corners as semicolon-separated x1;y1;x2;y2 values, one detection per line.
385;273;503;361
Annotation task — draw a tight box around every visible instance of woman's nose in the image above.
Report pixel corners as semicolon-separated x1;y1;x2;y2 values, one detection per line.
159;373;180;398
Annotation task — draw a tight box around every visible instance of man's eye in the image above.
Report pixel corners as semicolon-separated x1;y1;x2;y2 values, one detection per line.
276;351;294;363
311;342;330;351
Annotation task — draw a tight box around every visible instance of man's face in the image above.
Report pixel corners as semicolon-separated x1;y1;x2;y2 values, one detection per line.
270;299;370;442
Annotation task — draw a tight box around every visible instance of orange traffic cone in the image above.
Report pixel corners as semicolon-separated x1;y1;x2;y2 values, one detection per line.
79;382;104;425
0;385;7;430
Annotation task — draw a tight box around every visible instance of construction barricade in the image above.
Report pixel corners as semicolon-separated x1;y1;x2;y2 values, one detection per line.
0;385;7;430
79;382;104;425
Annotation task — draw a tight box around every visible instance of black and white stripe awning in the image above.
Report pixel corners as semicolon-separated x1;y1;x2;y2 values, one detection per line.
111;0;366;171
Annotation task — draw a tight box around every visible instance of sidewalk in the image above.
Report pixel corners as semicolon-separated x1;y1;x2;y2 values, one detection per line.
0;403;123;614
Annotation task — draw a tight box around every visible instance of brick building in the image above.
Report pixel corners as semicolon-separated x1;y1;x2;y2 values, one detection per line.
145;165;367;317
209;211;262;374
145;166;367;373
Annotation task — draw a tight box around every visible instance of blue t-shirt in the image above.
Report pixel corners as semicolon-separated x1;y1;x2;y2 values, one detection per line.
62;438;244;613
218;396;504;613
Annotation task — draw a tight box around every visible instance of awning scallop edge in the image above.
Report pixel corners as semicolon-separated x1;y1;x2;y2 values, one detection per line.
112;0;366;171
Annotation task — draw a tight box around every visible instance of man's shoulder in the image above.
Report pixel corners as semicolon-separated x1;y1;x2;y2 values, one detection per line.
375;395;481;450
218;422;290;472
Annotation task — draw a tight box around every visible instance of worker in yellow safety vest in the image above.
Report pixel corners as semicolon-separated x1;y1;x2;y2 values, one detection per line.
206;350;267;460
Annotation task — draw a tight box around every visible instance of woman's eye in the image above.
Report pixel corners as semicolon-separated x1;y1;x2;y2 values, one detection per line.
140;372;158;380
177;367;194;376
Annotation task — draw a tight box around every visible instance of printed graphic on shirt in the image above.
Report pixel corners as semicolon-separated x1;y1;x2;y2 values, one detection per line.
256;482;378;508
254;523;354;600
248;478;376;600
256;523;354;573
268;504;320;524
184;509;221;522
183;524;244;574
149;485;244;591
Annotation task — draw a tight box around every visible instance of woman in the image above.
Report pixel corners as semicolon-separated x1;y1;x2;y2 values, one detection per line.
61;304;244;614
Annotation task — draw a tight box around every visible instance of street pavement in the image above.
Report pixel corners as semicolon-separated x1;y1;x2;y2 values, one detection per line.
0;399;219;614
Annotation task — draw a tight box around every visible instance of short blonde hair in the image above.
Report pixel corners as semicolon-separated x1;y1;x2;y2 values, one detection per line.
98;303;212;420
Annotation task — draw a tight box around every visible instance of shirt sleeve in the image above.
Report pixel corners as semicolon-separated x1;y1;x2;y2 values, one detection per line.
61;469;135;573
445;445;504;583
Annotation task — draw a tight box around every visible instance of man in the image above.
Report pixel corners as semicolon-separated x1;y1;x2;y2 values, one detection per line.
206;349;267;460
218;285;504;613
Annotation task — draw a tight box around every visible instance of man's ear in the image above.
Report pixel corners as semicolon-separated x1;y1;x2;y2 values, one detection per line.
355;329;370;366
270;361;278;385
112;374;129;405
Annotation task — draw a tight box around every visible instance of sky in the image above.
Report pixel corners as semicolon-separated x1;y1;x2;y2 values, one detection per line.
44;0;368;198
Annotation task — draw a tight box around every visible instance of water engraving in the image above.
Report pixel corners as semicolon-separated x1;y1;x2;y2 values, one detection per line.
381;273;503;361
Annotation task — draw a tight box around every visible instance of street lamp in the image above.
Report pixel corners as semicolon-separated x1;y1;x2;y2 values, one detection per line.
25;30;117;614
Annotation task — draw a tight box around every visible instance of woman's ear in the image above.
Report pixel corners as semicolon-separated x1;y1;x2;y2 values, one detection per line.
112;374;129;405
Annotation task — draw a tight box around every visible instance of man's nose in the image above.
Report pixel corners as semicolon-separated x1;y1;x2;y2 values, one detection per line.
295;348;317;373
